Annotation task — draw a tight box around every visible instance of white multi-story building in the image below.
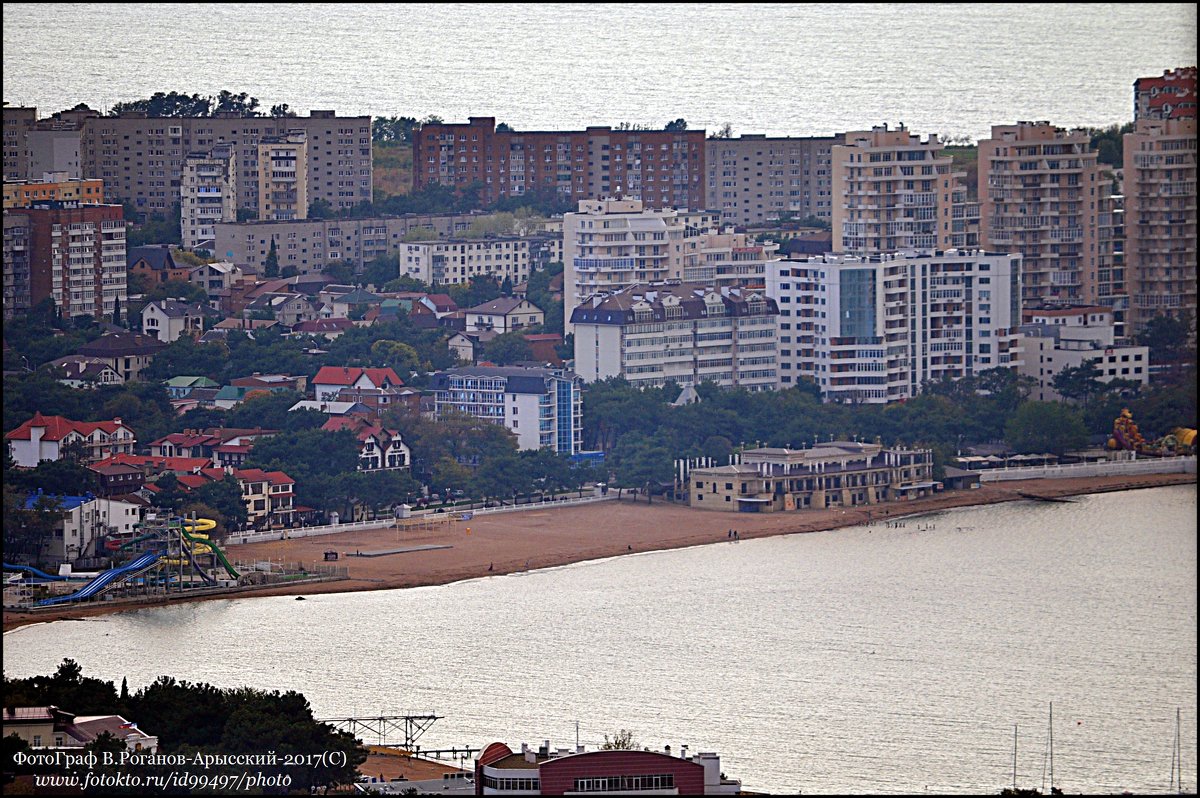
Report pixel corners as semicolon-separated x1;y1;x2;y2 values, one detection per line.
181;144;237;250
1016;305;1150;401
399;237;536;286
430;366;583;455
570;282;779;392
766;249;1023;403
562;198;718;334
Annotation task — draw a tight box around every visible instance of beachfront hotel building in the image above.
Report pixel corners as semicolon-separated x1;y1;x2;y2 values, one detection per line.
475;740;742;796
562;197;718;333
429;366;583;455
687;441;936;513
765;249;1023;402
570;282;779;391
1121;117;1197;334
831;123;960;256
978;121;1108;308
705;133;844;226
181;144;237;250
413;116;706;211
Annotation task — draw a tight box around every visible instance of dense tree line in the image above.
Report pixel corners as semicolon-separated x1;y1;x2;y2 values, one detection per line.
3;659;366;792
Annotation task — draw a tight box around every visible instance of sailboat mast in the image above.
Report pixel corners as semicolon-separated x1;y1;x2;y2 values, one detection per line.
1176;707;1182;796
1049;702;1054;792
1013;723;1018;791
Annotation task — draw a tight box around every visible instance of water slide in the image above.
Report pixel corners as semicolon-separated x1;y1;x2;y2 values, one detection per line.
180;518;239;579
35;551;162;606
3;563;84;581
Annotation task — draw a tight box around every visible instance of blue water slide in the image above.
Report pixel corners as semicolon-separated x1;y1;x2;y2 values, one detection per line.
4;562;71;581
35;552;162;606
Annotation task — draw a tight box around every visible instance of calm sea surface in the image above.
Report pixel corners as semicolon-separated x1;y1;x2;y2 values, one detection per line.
4;485;1196;794
2;4;1196;141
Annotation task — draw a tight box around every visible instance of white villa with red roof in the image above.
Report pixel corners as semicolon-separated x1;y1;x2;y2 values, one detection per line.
322;416;410;471
6;413;137;467
312;366;404;402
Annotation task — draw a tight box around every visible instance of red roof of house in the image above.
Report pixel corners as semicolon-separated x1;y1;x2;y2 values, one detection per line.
321;416;395;442
425;293;456;311
6;412;129;442
93;453;210;473
293;318;353;333
313;366;403;388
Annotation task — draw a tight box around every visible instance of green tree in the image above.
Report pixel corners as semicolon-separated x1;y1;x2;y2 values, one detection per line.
601;729;639;750
1052;361;1106;407
1005;401;1088;456
663;118;688;131
1137;311;1192;363
263;238;280;278
480;332;533;365
192;476;250;533
308;198;335;219
269;102;297;117
370;340;421;375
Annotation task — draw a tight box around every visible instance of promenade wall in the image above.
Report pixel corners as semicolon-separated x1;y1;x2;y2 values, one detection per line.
978;456;1196;482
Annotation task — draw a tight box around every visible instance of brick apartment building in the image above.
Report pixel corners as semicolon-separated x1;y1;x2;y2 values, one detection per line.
413;117;705;210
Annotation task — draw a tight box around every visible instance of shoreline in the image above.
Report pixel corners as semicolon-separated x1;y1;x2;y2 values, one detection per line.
4;473;1194;633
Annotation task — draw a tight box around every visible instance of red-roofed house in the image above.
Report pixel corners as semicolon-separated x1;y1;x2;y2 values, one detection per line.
293;318;354;339
2;706;158;753
321;417;410;471
147;427;277;462
523;333;565;366
6;413;136;467
313;366;404;401
91;453;211;478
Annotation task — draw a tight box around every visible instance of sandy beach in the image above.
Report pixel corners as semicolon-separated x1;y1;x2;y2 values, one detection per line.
4;472;1193;632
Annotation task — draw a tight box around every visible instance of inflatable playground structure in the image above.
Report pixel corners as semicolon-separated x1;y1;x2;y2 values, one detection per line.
1108;408;1197;457
5;515;241;608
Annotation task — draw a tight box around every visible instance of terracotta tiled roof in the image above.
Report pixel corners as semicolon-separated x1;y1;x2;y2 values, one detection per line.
6;412;128;442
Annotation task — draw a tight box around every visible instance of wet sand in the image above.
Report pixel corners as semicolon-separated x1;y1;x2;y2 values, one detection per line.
4;472;1193;632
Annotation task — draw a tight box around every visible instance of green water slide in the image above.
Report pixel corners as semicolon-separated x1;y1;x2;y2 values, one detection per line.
181;528;240;579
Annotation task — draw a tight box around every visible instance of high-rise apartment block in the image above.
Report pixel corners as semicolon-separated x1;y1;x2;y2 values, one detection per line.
766;250;1022;402
413;117;705;211
257;132;307;221
1122;117;1197;333
978;121;1108;308
570;282;780;392
181;144;237;250
66;110;370;217
562;198;718;333
831;124;959;256
684;229;781;289
2;106;38;180
704;134;843;226
3;201;127;320
1134;67;1197;121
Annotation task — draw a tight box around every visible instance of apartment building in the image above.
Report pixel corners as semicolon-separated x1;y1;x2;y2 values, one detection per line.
684;228;782;289
212;211;483;274
257;132;307;221
1134;67;1197;121
978;121;1107;308
399;236;537;286
75;110;370;216
181;144;237;250
3;200;127;320
413;116;705;210
1095;184;1129;337
831;124;959;256
765;250;1022;403
430;366;583;454
2;106;38;180
1122;117;1197;333
3;173;103;209
562;198;718;333
1017;305;1149;401
704;134;843;226
570;282;779;392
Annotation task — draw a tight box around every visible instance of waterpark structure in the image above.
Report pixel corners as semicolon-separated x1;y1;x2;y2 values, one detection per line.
4;515;241;607
1107;408;1197;457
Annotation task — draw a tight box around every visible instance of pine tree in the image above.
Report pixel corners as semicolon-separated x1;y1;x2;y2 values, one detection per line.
264;237;280;278
111;296;122;327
